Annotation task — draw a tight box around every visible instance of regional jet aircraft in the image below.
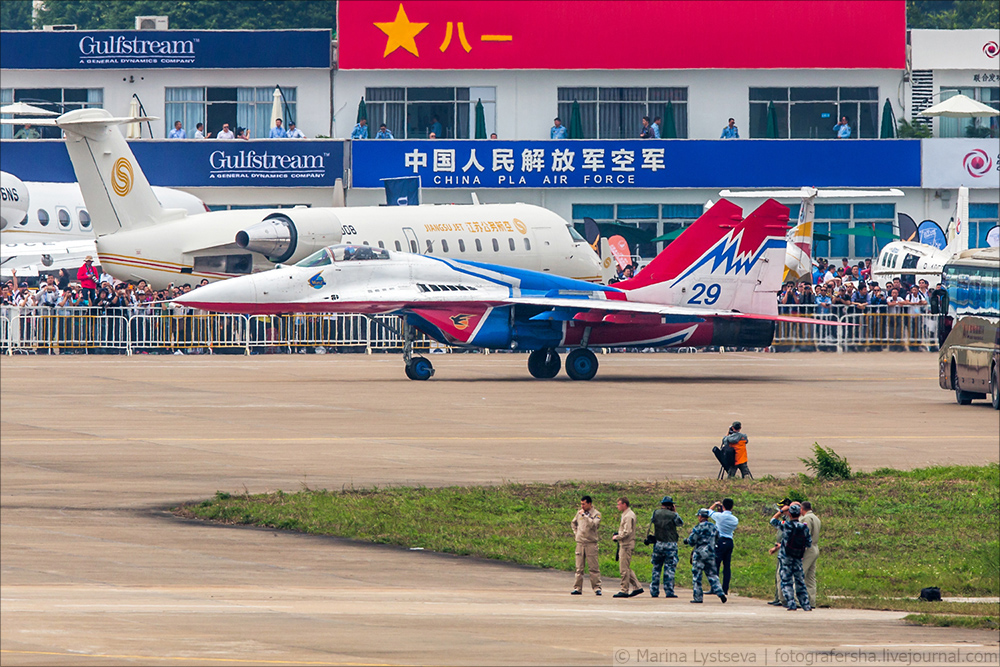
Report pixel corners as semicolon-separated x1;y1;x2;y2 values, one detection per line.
4;110;601;288
177;199;841;381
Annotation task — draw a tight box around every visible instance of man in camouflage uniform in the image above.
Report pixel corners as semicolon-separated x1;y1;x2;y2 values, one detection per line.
683;508;728;604
769;502;812;611
648;496;684;598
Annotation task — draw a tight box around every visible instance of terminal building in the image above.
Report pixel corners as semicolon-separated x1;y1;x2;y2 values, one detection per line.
1;0;997;264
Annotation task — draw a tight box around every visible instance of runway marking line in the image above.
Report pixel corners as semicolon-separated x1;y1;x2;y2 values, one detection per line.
5;434;994;443
0;649;402;666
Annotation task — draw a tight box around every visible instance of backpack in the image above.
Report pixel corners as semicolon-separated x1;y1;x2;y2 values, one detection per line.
713;444;736;469
919;587;942;602
785;522;809;559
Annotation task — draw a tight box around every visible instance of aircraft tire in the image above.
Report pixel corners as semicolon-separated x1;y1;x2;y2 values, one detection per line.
406;357;434;381
527;348;561;379
565;348;598;381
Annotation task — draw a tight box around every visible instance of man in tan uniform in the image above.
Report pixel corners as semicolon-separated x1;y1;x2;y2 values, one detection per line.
571;495;602;595
801;501;821;604
612;497;644;598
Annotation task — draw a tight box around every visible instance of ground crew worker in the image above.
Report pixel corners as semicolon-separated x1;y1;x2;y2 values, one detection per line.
570;495;602;596
723;421;752;478
612;497;643;598
769;502;812;611
801;501;821;604
683;509;727;604
648;496;683;598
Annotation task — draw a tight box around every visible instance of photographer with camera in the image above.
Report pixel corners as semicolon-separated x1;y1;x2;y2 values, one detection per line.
722;421;752;479
611;497;643;598
646;496;683;598
769;502;812;611
708;498;739;596
683;509;728;604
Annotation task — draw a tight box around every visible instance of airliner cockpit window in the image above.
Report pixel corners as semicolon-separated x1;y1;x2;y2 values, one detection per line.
329;244;390;262
295;248;334;268
567;225;587;243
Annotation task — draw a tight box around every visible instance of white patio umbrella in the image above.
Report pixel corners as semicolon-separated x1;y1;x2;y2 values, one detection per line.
126;97;141;139
919;94;1000;118
270;87;283;134
0;102;58;116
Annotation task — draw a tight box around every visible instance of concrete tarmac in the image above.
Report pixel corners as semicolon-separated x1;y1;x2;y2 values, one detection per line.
2;352;998;665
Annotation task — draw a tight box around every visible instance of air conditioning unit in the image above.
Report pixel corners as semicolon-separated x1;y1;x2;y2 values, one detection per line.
43;24;78;31
135;16;169;30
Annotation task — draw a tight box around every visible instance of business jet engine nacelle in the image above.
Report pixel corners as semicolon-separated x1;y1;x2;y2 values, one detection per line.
0;171;30;229
235;209;343;264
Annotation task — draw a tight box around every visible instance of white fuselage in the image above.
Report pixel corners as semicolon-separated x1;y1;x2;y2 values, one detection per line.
872;241;952;284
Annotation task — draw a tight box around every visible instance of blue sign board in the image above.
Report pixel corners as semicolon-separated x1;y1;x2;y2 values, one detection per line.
0;140;345;188
0;30;331;69
351;140;922;189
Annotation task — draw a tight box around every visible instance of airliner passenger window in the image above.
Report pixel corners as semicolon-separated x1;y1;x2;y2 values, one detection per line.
35;210;48;226
524;238;531;251
508;238;516;251
492;238;500;252
79;210;92;229
475;239;482;252
378;241;385;249
426;239;434;253
459;239;466;252
57;208;71;229
410;240;418;253
441;240;449;253
395;241;402;251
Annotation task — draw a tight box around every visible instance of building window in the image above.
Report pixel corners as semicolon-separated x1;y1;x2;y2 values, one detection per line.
970;203;999;248
365;87;496;139
557;87;687;138
572;203;703;261
939;88;999;138
165;87;297;139
749;87;879;138
798;203;894;260
1;87;102;139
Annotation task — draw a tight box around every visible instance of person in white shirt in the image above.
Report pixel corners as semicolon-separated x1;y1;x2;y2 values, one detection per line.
286;121;305;138
216;123;235;140
193;122;211;139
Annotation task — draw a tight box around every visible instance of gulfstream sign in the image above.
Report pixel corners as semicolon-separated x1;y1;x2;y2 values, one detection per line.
209;149;326;180
0;30;332;69
78;35;195;65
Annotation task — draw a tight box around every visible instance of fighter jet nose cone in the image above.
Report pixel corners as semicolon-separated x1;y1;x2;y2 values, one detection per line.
174;275;257;313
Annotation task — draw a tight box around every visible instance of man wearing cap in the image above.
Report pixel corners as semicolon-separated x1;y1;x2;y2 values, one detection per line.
683;509;727;604
709;498;739;595
612;497;643;598
769;502;812;611
722;422;752;479
570;495;602;596
648;496;683;598
77;256;99;306
768;498;791;606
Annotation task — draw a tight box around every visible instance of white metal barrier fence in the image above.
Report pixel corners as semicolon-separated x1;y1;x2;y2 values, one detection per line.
1;306;940;354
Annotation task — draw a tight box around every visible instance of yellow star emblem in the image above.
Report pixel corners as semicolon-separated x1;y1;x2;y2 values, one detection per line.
374;4;428;58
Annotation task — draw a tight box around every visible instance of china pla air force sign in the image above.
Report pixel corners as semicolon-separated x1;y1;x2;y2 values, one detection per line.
350;140;921;189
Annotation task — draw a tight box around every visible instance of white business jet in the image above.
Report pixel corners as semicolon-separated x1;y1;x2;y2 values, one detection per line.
5;109;601;289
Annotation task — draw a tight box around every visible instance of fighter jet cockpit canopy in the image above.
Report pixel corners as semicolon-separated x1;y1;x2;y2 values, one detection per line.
295;244;392;267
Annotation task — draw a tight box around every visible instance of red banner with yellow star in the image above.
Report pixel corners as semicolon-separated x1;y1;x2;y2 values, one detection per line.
338;0;905;70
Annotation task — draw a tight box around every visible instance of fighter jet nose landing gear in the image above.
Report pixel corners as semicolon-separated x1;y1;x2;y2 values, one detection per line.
565;348;599;381
405;357;434;381
527;348;561;379
401;318;434;381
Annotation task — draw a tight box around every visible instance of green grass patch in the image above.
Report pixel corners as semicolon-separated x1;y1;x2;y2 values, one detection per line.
904;614;999;630
178;464;1000;601
825;598;999;616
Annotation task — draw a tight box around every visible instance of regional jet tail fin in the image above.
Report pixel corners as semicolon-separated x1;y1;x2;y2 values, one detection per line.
614;199;789;316
54;109;185;237
946;186;970;255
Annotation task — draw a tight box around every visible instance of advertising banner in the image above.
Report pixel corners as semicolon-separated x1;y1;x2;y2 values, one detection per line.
0;140;345;187
351;140;922;189
921;139;1000;189
0;30;331;70
339;0;905;70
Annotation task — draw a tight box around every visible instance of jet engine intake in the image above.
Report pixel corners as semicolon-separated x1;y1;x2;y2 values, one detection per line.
235;210;343;265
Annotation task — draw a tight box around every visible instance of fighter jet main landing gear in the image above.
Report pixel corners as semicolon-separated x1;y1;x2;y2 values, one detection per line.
565;348;599;381
402;319;434;381
527;348;561;379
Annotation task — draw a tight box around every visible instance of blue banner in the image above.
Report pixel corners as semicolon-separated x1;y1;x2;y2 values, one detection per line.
0;30;331;69
0;139;345;188
351;139;922;189
918;220;947;249
383;176;421;206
